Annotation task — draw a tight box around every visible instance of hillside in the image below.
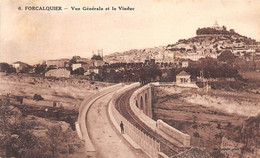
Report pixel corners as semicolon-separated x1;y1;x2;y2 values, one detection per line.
0;73;113;157
104;24;260;63
153;86;260;158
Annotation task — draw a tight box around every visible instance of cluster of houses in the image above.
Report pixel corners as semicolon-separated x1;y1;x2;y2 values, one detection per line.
167;23;260;61
167;35;259;61
104;46;177;64
104;37;260;63
44;54;105;78
0;54;196;86
0;52;106;79
104;23;260;63
43;57;194;85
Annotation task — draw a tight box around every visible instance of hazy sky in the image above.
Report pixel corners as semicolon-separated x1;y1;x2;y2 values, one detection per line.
1;0;260;65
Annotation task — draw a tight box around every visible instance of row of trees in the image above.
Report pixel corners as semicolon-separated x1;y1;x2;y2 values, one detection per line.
100;54;240;83
185;52;239;79
102;64;162;83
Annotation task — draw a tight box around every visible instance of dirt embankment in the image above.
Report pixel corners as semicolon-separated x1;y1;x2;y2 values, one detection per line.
0;73;113;157
0;73;113;110
184;90;260;117
152;86;260;158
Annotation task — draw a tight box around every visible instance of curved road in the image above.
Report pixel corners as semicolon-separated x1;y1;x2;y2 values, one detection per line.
86;92;149;158
115;87;181;157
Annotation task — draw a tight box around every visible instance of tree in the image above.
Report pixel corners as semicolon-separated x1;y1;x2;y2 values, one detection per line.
70;56;81;64
34;64;46;74
217;50;235;63
230;29;235;33
33;94;44;101
137;64;162;83
91;55;103;61
14;130;45;158
0;95;40;158
46;125;68;158
0;63;15;73
193;45;197;51
0;95;14;157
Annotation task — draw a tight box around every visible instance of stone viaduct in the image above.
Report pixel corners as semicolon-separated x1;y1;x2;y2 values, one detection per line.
130;83;190;148
77;82;191;158
133;84;153;118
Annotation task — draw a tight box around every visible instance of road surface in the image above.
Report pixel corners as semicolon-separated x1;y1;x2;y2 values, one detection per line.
86;92;149;158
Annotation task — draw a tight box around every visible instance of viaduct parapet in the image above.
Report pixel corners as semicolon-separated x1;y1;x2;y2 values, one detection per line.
129;83;191;148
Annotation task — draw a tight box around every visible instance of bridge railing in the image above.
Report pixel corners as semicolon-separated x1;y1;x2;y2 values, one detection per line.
157;120;190;147
110;83;160;158
130;83;191;148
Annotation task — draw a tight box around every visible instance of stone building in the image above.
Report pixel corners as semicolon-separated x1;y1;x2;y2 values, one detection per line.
45;59;70;68
176;70;191;84
181;61;189;68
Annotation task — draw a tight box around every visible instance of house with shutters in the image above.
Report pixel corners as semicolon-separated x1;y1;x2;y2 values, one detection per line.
176;70;191;84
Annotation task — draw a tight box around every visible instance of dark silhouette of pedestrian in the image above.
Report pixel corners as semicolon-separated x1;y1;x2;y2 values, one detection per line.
120;121;124;134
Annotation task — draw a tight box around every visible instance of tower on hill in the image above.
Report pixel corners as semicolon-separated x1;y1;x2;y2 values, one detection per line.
212;21;224;31
214;21;219;28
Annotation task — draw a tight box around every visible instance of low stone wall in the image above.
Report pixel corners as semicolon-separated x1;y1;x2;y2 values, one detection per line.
22;98;68;108
176;83;199;88
75;122;82;140
156;120;190;147
155;82;198;88
109;83;161;158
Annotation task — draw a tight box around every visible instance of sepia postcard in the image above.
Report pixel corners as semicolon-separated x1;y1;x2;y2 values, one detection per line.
0;0;260;158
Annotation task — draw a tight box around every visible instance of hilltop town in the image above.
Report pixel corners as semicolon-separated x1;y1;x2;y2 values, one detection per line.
1;23;260;158
105;22;260;63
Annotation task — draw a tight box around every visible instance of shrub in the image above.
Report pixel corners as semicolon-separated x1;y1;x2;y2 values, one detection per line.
53;102;57;107
16;96;23;104
192;124;198;129
193;132;200;138
210;151;226;158
214;133;223;139
33;94;44;101
217;123;221;129
227;122;232;128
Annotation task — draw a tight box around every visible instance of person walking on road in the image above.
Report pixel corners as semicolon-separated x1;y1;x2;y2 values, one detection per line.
120;121;124;134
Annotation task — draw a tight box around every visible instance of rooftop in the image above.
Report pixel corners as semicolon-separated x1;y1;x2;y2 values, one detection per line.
177;70;190;76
